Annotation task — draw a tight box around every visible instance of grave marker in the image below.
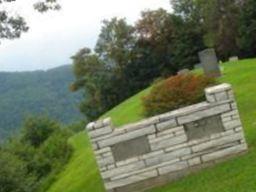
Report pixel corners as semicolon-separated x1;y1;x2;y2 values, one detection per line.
178;69;190;75
198;48;221;77
229;56;239;62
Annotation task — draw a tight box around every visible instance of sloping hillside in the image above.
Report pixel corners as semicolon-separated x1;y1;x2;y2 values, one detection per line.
0;65;83;140
48;59;256;192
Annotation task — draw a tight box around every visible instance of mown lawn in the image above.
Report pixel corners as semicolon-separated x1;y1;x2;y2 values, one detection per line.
101;87;151;127
47;59;256;192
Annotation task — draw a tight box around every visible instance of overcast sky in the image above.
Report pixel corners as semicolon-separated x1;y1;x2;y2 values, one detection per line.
0;0;171;72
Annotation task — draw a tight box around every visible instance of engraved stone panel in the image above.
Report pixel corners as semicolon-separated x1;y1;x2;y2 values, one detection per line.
184;115;224;141
112;136;150;162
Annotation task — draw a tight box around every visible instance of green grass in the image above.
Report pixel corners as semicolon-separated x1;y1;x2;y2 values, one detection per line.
47;133;105;192
47;59;256;192
101;87;151;126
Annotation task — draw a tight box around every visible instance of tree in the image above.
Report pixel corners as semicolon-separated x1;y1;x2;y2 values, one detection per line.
95;18;135;71
0;0;60;42
171;16;205;70
171;0;241;60
28;129;72;180
135;9;176;76
0;149;36;192
171;0;202;22
21;116;60;148
72;18;137;120
238;0;256;58
2;116;73;191
95;18;136;104
201;0;240;59
72;10;207;121
39;129;72;168
71;48;110;120
125;8;204;93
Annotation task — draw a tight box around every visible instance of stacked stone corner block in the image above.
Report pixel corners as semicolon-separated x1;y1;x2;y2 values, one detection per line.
86;83;247;192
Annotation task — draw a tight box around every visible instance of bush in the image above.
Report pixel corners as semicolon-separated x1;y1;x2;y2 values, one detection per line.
1;116;74;192
0;150;36;192
21;116;60;148
142;74;216;117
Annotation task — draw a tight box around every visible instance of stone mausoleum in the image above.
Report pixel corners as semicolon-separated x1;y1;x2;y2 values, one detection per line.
86;83;247;192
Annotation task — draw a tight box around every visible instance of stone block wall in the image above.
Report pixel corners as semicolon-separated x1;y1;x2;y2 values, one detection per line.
86;83;247;192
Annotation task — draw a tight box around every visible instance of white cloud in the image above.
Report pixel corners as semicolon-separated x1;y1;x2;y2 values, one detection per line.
0;0;171;71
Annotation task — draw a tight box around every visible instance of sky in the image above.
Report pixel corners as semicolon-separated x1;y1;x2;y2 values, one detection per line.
0;0;171;72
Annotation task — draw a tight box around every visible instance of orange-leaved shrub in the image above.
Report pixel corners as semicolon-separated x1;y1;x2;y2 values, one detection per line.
142;74;216;117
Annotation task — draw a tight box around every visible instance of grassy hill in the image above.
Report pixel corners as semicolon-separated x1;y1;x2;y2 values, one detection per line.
47;59;256;192
0;65;83;140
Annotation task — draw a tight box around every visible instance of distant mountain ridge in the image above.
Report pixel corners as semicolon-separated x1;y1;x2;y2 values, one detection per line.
0;65;83;141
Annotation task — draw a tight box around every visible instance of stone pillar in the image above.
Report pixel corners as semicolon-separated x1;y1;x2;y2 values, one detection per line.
205;83;232;103
86;118;116;192
199;48;221;78
205;84;246;147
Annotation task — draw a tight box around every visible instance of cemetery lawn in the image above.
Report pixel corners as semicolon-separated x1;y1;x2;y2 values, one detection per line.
47;59;256;192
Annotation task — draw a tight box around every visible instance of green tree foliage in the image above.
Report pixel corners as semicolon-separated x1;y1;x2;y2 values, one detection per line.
125;9;204;92
28;129;72;180
0;116;73;192
171;16;205;69
134;9;176;76
65;121;85;133
72;10;208;120
0;0;59;42
19;116;72;181
238;0;256;58
71;48;111;120
0;150;36;192
40;130;72;166
0;114;77;191
72;18;137;120
125;9;175;93
171;0;241;60
201;0;240;59
21;116;60;147
95;18;137;107
95;18;135;70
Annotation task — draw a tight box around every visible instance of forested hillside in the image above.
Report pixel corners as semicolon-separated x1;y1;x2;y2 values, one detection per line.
0;65;83;140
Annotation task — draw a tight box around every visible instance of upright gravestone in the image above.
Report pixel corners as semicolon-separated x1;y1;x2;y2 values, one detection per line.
198;48;221;78
229;56;239;62
178;68;190;75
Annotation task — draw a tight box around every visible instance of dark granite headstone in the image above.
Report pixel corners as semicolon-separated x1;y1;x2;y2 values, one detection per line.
198;48;221;77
